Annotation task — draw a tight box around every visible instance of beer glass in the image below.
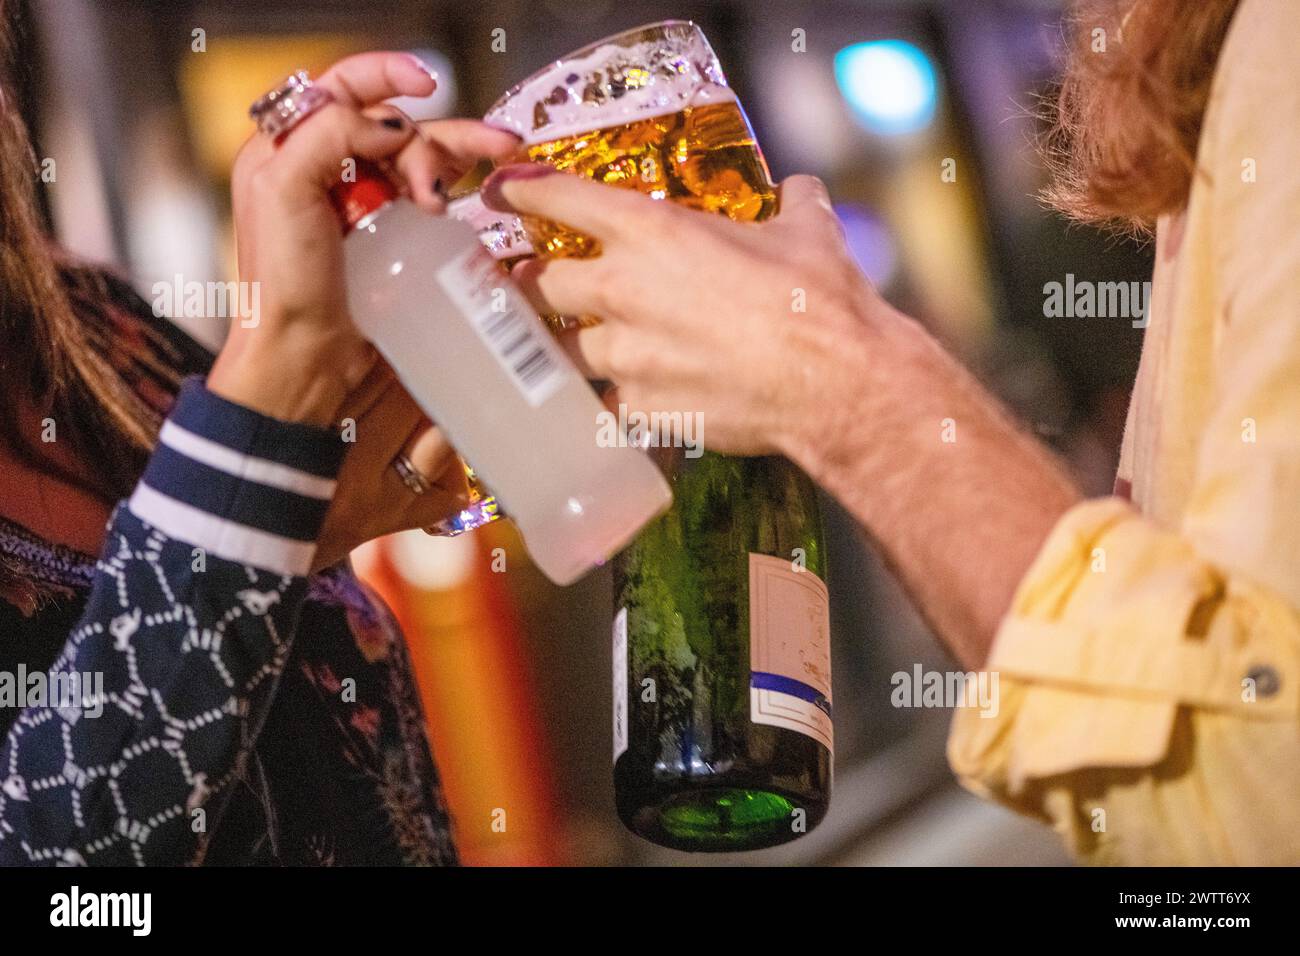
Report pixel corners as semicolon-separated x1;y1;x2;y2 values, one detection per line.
454;20;776;271
439;18;775;531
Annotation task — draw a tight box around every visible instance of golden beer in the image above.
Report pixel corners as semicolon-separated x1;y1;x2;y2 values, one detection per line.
481;20;779;259
518;97;777;259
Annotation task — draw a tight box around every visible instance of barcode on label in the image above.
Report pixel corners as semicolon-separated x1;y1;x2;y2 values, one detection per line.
435;246;566;407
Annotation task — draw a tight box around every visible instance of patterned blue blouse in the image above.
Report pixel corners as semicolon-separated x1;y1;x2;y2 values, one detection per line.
0;375;458;866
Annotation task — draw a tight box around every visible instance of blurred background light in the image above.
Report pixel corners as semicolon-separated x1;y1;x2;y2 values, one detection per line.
753;53;859;176
387;529;476;590
834;202;898;289
834;39;937;136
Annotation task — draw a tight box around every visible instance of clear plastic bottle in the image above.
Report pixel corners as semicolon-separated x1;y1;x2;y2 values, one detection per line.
336;167;671;585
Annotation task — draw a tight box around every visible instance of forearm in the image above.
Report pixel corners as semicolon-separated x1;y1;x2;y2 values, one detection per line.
779;308;1081;668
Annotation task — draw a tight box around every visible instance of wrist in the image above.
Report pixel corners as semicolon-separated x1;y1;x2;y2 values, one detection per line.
772;305;1081;665
772;297;883;480
208;332;347;427
132;377;348;578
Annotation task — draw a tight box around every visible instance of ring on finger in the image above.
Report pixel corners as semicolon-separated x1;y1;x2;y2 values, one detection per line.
249;70;334;139
392;452;433;496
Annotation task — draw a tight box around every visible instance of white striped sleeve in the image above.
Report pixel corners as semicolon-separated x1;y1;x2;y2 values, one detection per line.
128;377;348;576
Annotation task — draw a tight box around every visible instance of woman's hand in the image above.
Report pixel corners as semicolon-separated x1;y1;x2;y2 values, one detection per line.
208;51;520;567
211;52;517;426
310;360;466;572
482;167;889;457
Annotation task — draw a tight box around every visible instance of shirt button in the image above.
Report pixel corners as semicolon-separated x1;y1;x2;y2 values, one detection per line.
1246;666;1281;698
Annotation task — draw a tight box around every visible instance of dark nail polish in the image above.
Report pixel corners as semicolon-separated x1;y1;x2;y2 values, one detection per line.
381;117;404;130
482;164;556;212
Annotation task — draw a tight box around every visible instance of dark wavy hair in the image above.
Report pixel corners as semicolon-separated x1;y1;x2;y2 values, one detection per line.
0;2;178;502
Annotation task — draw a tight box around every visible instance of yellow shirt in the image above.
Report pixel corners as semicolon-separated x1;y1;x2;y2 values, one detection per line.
947;0;1300;865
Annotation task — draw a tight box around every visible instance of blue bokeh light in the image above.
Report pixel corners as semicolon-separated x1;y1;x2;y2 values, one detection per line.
834;40;937;136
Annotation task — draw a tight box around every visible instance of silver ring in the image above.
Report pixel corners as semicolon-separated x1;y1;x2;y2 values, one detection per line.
392;453;432;496
249;70;334;138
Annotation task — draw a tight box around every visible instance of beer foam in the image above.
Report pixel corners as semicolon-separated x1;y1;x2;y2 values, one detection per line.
485;20;736;145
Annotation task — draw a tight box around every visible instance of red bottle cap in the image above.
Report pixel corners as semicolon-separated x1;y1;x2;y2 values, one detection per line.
330;159;399;232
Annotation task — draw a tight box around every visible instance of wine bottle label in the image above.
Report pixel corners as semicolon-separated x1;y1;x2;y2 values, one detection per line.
612;606;629;761
748;553;832;751
434;246;566;408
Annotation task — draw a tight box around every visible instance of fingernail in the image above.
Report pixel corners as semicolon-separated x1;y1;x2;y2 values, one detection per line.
380;117;404;130
405;54;438;83
482;164;556;211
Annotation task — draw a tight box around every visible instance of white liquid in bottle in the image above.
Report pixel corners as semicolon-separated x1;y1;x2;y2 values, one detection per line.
343;196;671;585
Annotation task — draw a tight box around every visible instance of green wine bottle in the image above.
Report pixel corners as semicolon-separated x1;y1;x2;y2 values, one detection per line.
613;451;831;852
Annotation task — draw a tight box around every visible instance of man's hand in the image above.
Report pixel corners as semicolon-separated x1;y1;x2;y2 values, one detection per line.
484;164;1081;665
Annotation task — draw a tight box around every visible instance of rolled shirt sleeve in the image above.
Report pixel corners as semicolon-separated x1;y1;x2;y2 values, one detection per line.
949;0;1300;865
948;499;1300;864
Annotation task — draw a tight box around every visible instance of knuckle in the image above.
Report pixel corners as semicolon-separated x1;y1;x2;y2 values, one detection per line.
300;103;359;159
587;264;619;316
637;197;677;235
630;339;665;380
792;173;831;200
242;165;279;205
805;174;832;200
602;333;636;382
329;112;362;155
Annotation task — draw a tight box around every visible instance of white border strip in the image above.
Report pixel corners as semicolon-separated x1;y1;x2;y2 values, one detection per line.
129;483;316;577
159;420;337;499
